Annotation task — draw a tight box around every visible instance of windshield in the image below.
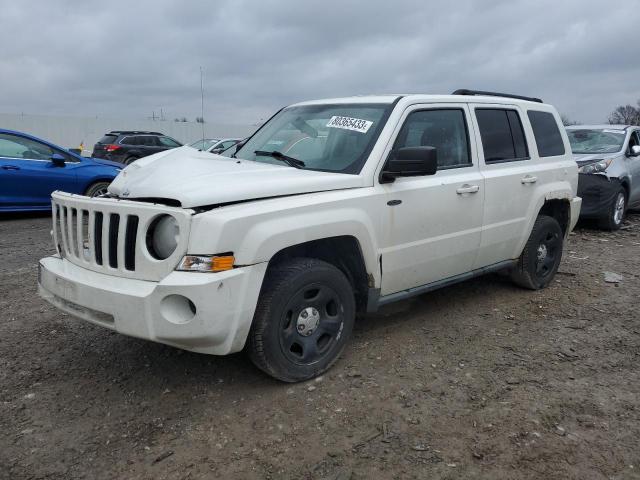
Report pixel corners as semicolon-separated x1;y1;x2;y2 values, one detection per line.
567;129;626;154
190;139;219;150
229;103;392;174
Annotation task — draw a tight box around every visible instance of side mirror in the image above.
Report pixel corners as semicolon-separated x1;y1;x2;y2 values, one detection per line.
381;146;438;183
50;153;66;167
631;145;640;156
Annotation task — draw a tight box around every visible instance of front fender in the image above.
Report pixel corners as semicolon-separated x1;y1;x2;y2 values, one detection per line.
188;200;381;286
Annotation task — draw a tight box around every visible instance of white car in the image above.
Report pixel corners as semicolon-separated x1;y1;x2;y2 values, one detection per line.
189;138;242;154
38;90;581;382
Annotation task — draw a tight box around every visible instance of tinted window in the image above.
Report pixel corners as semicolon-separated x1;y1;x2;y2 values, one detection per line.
142;136;159;146
158;136;181;147
98;134;118;144
476;109;529;163
393;109;471;168
527;111;565;157
120;136;138;146
0;133;53;160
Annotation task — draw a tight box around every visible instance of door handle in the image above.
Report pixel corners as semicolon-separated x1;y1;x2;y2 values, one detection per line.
521;175;538;184
456;184;479;194
1;165;20;170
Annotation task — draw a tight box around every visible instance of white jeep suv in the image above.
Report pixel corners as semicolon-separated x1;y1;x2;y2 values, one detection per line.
38;90;581;382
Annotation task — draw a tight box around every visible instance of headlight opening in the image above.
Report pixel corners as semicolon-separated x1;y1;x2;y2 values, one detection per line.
146;214;179;260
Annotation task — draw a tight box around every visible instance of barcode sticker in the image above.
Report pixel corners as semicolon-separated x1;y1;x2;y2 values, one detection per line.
326;116;373;134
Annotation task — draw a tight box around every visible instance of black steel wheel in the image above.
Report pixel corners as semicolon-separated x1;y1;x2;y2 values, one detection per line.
510;215;563;290
248;258;355;382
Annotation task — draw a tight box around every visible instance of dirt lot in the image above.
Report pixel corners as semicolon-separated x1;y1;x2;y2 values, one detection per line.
1;212;639;480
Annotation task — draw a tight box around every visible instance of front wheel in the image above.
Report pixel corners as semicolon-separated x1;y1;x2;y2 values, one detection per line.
247;258;355;382
599;188;626;231
510;215;563;290
84;181;110;198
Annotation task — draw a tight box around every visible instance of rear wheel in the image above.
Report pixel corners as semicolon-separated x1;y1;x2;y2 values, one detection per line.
84;181;110;198
248;258;355;382
599;188;626;231
510;215;563;290
124;156;139;165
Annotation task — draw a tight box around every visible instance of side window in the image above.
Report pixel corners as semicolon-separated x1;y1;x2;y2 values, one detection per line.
142;136;158;147
393;109;471;169
120;136;137;146
527;111;566;157
0;133;53;160
158;136;181;147
475;109;529;163
628;131;640;150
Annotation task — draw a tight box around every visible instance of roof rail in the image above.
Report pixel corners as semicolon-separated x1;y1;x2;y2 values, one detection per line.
109;130;165;135
452;89;543;104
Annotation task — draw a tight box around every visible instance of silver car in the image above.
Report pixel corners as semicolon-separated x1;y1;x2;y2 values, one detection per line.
566;125;640;230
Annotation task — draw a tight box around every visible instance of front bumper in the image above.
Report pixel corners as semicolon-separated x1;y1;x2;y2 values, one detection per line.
38;255;268;355
577;174;620;219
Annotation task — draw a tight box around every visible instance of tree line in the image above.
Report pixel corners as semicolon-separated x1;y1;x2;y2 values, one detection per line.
562;99;640;126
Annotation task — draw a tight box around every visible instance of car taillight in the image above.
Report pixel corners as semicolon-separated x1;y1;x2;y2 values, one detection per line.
105;144;121;152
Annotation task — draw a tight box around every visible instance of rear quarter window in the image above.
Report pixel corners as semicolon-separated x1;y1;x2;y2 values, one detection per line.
527;111;566;157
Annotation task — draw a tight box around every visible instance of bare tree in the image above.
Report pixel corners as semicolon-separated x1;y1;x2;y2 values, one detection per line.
608;103;640;125
560;114;580;126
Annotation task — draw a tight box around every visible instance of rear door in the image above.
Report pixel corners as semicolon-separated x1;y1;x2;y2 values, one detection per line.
0;133;78;208
379;104;485;295
471;105;567;267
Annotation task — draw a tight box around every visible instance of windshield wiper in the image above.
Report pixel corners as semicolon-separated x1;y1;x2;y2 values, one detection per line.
254;150;305;169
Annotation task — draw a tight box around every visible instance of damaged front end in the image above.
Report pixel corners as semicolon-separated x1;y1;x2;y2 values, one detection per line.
577;173;622;219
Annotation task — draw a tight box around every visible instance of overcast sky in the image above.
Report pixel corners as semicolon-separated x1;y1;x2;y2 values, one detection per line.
2;0;639;125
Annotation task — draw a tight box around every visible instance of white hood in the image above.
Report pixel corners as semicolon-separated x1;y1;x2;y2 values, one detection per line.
108;146;363;208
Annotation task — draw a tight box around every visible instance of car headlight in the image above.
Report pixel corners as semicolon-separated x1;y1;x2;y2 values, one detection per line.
147;215;179;260
578;158;613;174
176;254;235;272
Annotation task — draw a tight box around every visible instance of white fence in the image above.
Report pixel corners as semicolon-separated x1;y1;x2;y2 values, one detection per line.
0;112;256;155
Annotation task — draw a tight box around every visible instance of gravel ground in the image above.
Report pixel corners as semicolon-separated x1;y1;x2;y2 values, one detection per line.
1;212;639;480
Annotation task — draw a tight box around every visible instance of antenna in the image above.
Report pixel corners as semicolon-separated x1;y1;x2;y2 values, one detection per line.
200;66;205;145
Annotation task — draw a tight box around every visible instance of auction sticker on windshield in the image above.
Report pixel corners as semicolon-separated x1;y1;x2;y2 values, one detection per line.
326;116;373;134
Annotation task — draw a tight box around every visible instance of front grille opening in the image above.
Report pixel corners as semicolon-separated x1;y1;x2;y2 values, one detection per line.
81;210;89;260
94;212;104;265
53;204;63;254
70;208;79;257
124;215;139;271
108;214;120;268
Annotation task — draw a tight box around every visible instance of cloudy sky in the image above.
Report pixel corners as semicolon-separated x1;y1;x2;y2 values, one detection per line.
2;0;639;125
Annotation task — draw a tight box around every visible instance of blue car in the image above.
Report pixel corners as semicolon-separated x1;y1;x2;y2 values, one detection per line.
0;129;121;212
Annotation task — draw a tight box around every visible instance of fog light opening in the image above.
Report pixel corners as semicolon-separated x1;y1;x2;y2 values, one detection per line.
160;294;197;325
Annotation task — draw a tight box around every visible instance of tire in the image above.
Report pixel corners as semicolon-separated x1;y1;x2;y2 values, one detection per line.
84;181;110;198
598;187;626;231
124;156;138;165
247;258;356;382
510;215;563;290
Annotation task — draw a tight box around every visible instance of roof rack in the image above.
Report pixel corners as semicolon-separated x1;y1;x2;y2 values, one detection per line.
109;130;165;135
452;89;543;104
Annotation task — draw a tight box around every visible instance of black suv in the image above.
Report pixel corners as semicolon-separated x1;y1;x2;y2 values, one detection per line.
92;131;182;164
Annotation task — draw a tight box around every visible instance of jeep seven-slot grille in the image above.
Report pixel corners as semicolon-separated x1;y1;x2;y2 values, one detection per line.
54;205;138;272
51;192;191;281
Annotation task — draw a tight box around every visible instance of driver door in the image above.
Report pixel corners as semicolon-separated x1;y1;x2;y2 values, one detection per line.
378;104;485;295
0;133;77;208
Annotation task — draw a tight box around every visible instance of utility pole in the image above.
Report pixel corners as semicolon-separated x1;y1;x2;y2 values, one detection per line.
200;66;205;142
